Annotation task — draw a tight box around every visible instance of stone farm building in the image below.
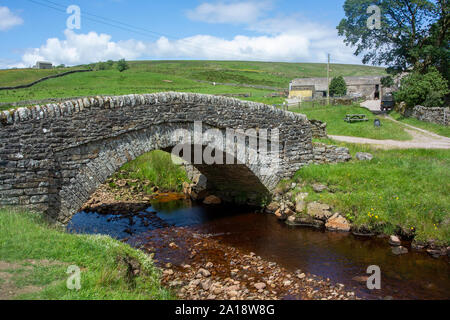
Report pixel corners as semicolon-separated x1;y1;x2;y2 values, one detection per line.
289;76;385;100
34;61;53;69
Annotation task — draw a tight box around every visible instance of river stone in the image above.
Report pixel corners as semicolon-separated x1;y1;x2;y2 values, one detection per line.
201;279;212;291
307;202;333;221
312;183;328;193
389;235;401;246
286;214;324;228
265;202;280;213
254;283;266;290
198;268;211;277
203;195;222;205
392;246;408;255
325;213;351;232
356;152;373;161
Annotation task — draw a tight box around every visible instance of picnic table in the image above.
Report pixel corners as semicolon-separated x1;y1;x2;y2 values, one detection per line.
344;114;369;123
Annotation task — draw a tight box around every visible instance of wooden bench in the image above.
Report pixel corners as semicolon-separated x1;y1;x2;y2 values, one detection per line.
344;114;369;123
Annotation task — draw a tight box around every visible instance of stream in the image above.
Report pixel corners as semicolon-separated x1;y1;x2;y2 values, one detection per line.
68;197;450;300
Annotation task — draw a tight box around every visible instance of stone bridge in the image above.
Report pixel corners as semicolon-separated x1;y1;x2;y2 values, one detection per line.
0;92;313;224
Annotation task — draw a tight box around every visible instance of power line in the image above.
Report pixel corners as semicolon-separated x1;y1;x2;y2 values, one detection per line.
25;0;264;61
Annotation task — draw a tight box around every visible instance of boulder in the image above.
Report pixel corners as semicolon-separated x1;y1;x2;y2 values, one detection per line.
192;174;207;190
392;246;408;255
325;213;351;232
356;152;373;161
312;183;328;193
275;209;287;221
286;214;324;229
265;202;280;213
307;202;333;221
389;235;401;246
203;195;222;205
295;193;308;213
254;283;266;290
295;201;306;213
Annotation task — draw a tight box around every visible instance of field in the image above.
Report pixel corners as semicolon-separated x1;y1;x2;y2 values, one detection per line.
0;208;172;300
0;60;385;104
0;67;79;87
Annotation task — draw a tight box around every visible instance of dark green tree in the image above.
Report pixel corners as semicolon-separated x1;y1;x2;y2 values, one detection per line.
395;67;449;108
337;0;449;80
381;75;394;88
329;76;348;97
116;59;129;72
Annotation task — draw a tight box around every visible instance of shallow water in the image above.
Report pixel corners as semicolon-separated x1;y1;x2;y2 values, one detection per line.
68;199;450;300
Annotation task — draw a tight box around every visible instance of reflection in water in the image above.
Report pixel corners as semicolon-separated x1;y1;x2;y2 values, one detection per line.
68;199;450;300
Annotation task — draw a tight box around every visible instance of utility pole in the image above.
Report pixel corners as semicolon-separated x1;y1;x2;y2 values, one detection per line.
327;53;330;106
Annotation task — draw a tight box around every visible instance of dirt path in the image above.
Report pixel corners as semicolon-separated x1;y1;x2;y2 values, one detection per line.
330;101;450;149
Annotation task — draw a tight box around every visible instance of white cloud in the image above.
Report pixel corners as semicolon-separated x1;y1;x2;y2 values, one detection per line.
16;27;359;67
21;29;148;66
14;5;361;68
187;1;272;24
0;6;23;31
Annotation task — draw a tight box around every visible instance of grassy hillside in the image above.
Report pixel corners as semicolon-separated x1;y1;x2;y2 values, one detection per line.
0;67;79;87
0;61;385;104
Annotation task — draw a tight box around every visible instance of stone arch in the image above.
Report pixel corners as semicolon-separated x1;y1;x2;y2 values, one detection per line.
0;92;313;224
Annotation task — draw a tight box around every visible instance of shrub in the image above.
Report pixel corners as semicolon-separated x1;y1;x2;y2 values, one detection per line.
395;68;449;108
329;76;347;97
381;76;394;88
95;62;109;71
117;59;129;72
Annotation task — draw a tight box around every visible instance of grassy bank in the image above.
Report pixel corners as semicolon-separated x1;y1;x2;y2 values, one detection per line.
113;150;189;193
292;104;412;141
292;140;449;245
0;209;172;300
390;111;450;138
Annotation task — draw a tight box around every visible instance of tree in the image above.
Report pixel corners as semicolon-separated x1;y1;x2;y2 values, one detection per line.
329;76;347;97
395;68;449;108
337;0;449;79
117;59;129;72
381;75;394;88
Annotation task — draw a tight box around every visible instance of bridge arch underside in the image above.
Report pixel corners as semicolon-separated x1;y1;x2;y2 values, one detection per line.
0;93;313;225
55;123;279;224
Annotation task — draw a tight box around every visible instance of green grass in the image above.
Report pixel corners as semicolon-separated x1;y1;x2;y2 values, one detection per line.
0;60;385;104
114;150;189;193
292;104;412;141
0;208;172;300
390;111;450;138
127;60;386;88
0;67;78;87
293;140;450;245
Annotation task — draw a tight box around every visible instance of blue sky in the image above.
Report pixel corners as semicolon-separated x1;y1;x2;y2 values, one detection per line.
0;0;363;68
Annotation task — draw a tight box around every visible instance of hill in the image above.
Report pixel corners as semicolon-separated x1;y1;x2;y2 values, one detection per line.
0;60;385;105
